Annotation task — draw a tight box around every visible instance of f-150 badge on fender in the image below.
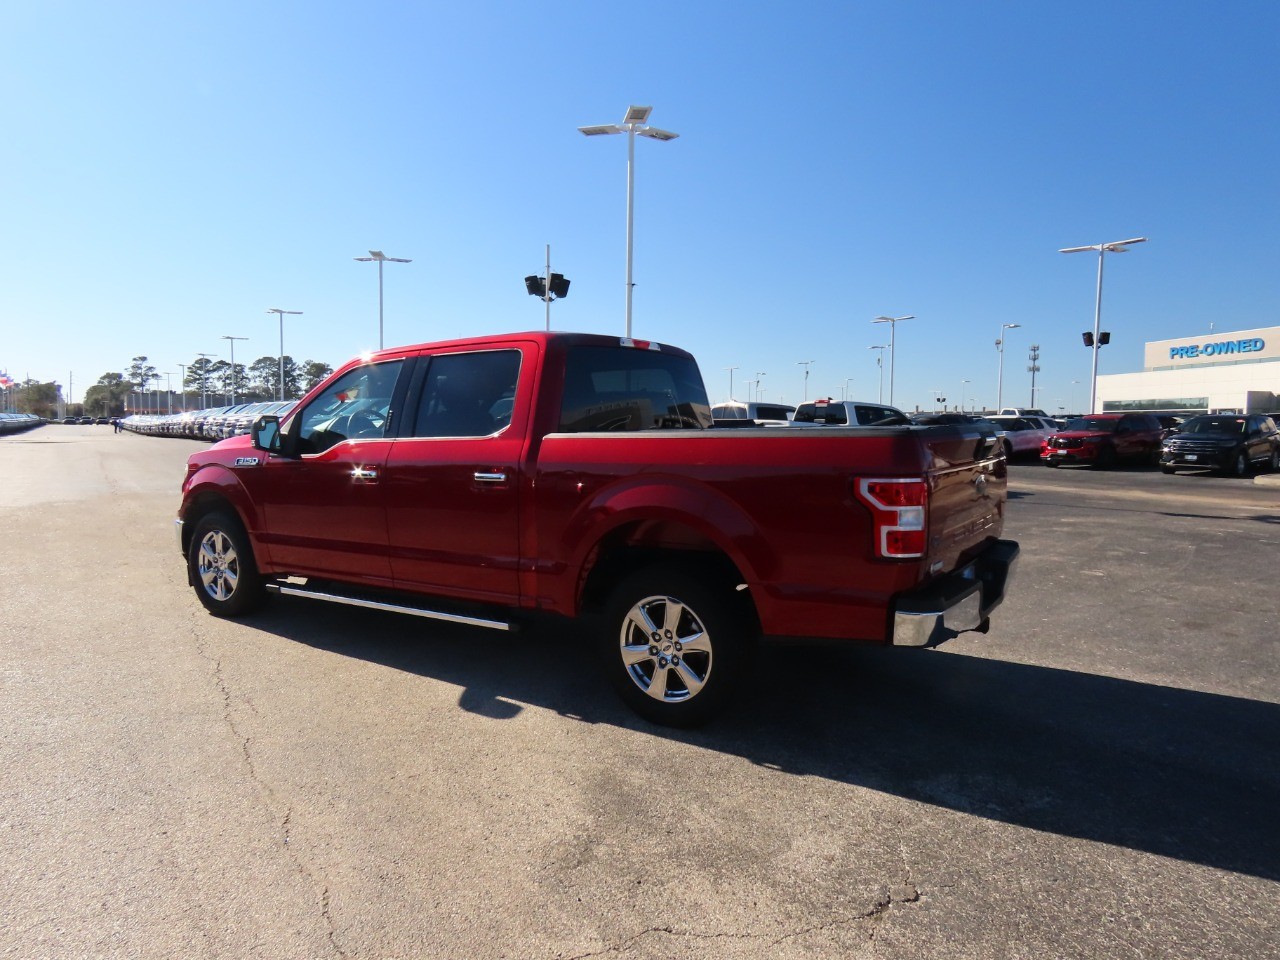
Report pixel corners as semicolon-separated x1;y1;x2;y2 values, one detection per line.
234;457;260;467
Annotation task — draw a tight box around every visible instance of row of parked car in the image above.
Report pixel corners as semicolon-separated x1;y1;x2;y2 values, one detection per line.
121;400;297;441
0;412;45;435
712;400;1280;478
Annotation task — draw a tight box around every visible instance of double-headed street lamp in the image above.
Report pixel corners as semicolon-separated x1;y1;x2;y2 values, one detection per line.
1059;236;1147;414
176;363;187;412
354;250;411;350
797;360;815;401
578;105;679;339
220;336;248;404
996;322;1021;411
870;316;915;407
159;372;174;415
868;345;887;404
266;308;303;401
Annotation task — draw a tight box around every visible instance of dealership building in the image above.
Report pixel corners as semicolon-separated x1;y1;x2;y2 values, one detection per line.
1097;325;1280;415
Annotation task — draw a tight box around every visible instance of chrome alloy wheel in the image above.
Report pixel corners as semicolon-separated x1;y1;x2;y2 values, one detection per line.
619;594;714;703
197;528;242;602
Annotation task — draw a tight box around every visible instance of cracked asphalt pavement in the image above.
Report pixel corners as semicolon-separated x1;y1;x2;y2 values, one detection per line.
2;428;1277;958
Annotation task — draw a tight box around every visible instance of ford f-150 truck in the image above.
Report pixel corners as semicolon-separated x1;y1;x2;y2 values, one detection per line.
176;331;1019;725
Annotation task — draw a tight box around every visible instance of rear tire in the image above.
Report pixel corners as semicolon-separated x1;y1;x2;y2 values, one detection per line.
599;563;757;727
188;511;266;617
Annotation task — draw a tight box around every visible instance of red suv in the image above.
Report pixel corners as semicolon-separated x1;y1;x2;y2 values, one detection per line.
1041;413;1164;469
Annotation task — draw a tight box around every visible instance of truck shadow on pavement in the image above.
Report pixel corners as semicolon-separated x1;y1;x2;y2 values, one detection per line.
247;599;1280;882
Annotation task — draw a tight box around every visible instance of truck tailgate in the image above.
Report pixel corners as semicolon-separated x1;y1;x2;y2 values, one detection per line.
921;427;1006;575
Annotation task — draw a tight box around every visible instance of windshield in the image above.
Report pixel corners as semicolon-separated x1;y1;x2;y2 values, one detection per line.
1063;417;1118;433
1182;416;1246;434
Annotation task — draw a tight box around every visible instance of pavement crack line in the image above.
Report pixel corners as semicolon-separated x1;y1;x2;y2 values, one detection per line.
188;618;348;958
557;886;924;960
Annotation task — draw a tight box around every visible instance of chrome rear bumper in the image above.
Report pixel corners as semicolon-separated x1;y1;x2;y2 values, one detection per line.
892;539;1020;647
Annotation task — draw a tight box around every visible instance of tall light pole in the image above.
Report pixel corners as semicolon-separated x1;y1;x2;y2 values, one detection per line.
354;250;411;350
843;378;855;401
996;322;1021;411
755;372;766;402
1059;236;1147;414
266;308;303;401
220;337;248;404
961;379;970;413
797;360;815;401
1070;379;1080;415
724;366;738;402
868;346;887;404
871;316;914;407
196;353;215;408
578;105;679;338
159;372;173;415
176;363;187;412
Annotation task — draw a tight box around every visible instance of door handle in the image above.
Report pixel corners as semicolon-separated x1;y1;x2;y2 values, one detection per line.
351;466;379;481
474;471;507;483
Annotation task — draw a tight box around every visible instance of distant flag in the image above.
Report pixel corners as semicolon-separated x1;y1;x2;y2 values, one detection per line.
0;371;14;388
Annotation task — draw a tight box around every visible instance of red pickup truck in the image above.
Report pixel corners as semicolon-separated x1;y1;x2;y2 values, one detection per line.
176;331;1018;725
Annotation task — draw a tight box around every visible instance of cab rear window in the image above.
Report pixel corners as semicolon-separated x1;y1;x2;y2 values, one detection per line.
559;346;712;432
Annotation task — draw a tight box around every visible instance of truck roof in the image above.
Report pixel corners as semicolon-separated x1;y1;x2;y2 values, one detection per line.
364;330;697;362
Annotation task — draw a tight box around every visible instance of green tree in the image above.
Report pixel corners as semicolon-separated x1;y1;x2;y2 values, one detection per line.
127;356;157;391
15;380;60;418
85;372;133;416
185;357;217;407
300;360;333;394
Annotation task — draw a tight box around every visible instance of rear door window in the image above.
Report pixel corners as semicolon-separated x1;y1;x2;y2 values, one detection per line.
409;350;522;438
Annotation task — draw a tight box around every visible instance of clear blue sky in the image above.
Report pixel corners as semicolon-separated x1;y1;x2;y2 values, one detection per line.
3;0;1277;413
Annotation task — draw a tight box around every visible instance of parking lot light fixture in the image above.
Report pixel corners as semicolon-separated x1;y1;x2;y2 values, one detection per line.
266;308;303;401
196;353;215;408
996;322;1021;411
579;105;679;339
870;316;914;406
1059;237;1147;414
797;360;815;401
868;346;888;404
220;336;248;404
354;250;412;350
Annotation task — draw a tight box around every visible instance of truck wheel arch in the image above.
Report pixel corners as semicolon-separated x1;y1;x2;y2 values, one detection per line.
180;487;262;565
575;515;759;627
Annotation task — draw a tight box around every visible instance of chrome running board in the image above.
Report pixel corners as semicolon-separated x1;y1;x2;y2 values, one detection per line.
265;582;513;632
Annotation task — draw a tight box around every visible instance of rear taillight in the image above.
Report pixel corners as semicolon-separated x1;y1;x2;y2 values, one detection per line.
855;478;928;559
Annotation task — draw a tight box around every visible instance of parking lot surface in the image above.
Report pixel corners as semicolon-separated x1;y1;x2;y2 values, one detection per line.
3;427;1277;959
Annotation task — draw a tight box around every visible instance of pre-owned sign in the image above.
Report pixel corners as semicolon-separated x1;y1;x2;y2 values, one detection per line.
1169;338;1265;359
1145;326;1280;369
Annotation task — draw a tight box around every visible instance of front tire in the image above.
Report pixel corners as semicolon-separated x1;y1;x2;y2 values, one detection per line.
1227;451;1249;478
1095;445;1117;470
599;563;757;727
188;511;266;617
